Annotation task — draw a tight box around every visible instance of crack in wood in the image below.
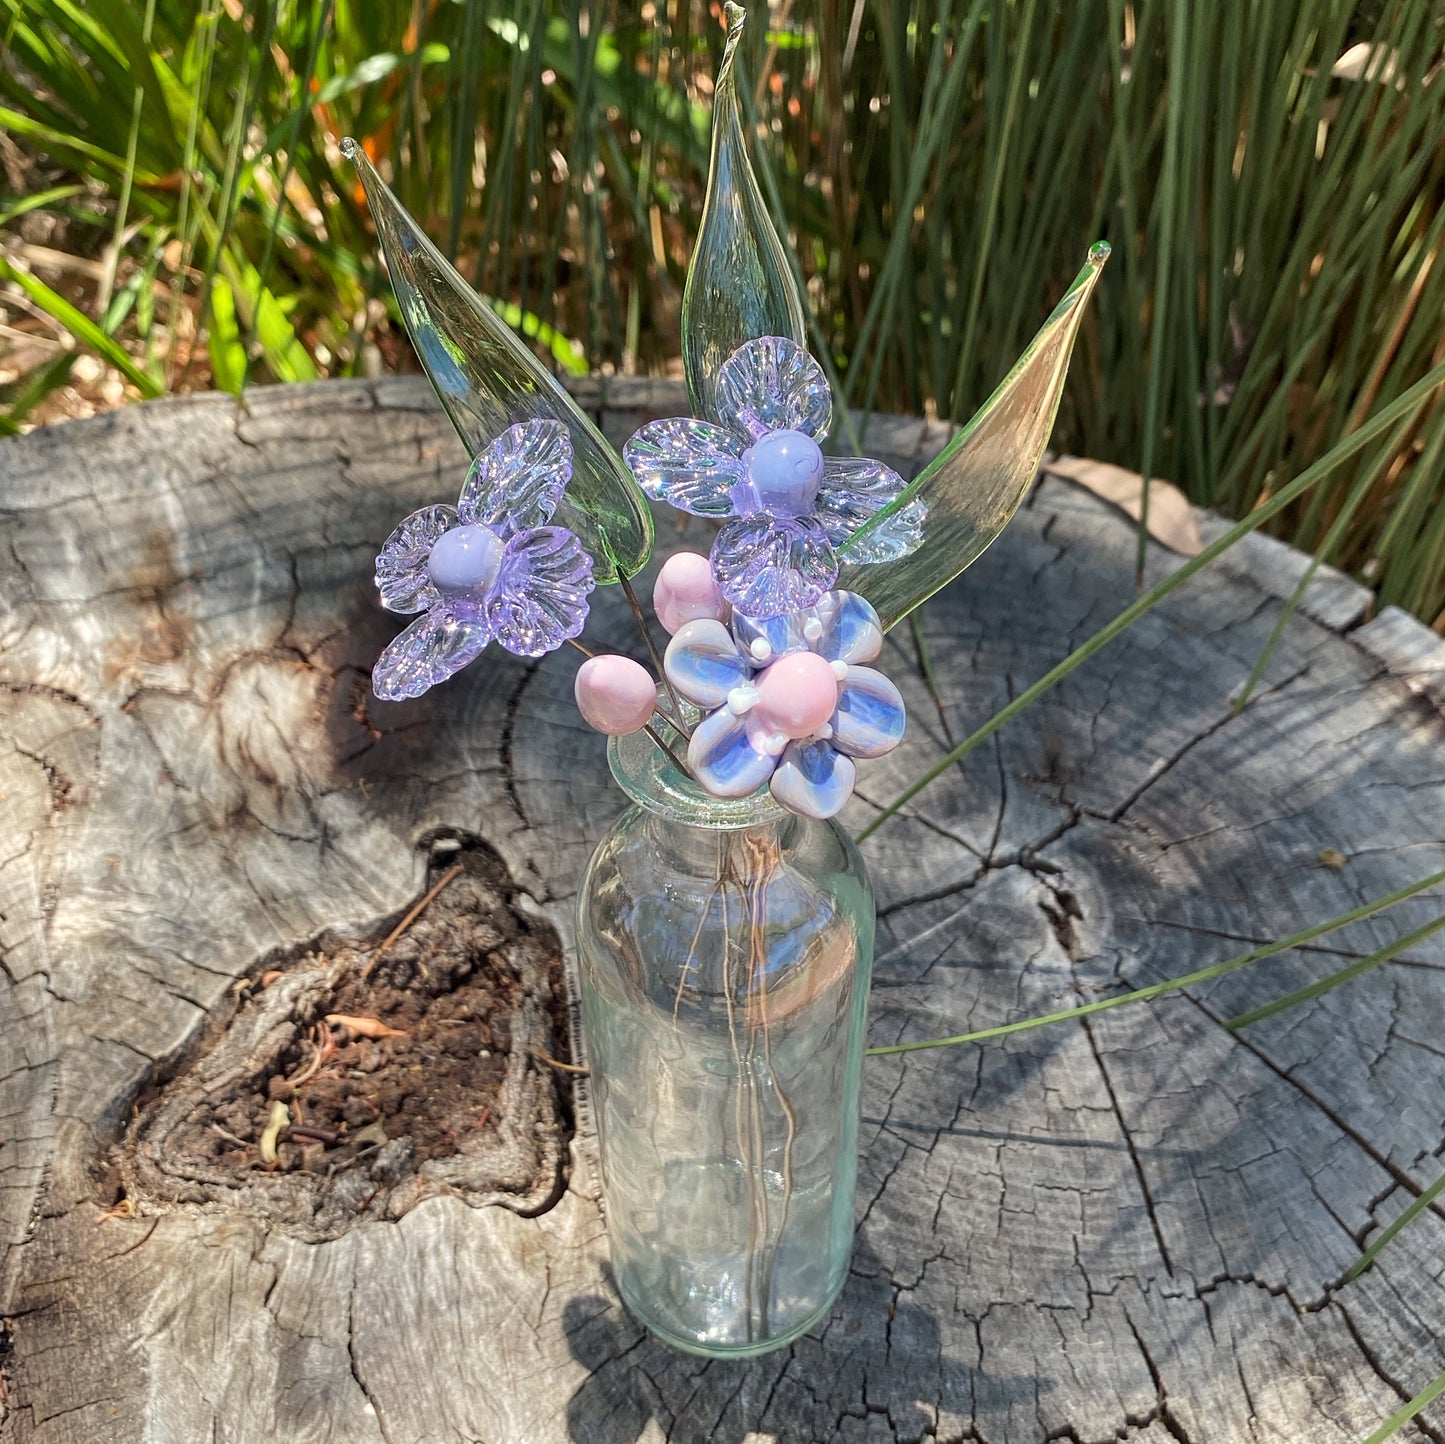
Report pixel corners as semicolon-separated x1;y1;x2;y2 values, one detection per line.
4;379;1445;1442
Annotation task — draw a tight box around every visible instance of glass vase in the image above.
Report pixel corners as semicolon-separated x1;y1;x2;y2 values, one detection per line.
576;725;875;1357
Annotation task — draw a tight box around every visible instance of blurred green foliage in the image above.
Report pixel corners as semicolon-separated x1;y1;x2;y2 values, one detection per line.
1;0;1442;623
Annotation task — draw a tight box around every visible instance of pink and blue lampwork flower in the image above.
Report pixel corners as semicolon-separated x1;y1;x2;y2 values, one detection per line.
623;336;926;619
663;588;906;819
371;419;596;700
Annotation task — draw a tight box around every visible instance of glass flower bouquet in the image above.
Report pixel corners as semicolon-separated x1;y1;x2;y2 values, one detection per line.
347;4;1106;1357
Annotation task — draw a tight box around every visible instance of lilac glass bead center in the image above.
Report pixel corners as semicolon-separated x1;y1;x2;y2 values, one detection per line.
427;523;505;597
738;429;824;516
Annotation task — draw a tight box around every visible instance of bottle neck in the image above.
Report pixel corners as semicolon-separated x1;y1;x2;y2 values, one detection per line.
607;722;791;832
643;807;805;876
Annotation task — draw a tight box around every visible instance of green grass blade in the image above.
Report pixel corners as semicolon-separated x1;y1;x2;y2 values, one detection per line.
0;349;76;429
1134;0;1189;585
866;868;1445;1058
0;253;163;398
1226;914;1445;1030
1345;1169;1445;1285
1234;406;1424;711
857;357;1445;843
242;0;330;393
0;183;86;226
101;0;157;314
205;272;245;394
1360;1367;1445;1444
0;105;139;176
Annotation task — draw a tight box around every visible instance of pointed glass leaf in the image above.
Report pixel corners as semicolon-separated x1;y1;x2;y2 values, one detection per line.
344;139;653;584
838;243;1111;628
681;4;807;425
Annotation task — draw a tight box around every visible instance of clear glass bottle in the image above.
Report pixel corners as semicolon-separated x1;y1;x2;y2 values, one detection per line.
577;725;874;1357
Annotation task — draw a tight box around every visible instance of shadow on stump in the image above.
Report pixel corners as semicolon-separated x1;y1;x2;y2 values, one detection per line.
561;1235;1043;1443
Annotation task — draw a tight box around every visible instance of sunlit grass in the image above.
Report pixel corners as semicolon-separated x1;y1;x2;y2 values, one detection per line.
0;0;1441;622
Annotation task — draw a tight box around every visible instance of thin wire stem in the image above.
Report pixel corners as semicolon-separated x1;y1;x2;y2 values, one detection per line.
643;723;691;777
673;880;721;1025
717;854;757;1341
568;638;692;775
619;570;689;737
748;829;792;1340
738;834;770;1337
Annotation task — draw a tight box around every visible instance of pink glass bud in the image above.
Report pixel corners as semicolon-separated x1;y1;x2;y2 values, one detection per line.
653;551;728;634
575;655;657;736
751;651;839;741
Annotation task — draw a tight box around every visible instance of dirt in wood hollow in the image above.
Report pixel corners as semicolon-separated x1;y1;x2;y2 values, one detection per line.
116;837;575;1240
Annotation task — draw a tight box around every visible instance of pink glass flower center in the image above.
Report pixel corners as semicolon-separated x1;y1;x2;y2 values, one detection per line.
741;429;824;516
427;523;504;596
753;650;839;740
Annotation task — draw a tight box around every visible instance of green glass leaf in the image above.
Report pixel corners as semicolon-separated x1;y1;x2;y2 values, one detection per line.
681;3;807;424
344;139;653;583
839;243;1111;628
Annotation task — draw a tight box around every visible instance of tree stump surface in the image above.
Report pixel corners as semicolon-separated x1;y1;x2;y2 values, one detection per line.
1;376;1443;1444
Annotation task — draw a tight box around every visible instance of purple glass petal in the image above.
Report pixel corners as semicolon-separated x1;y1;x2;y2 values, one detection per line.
372;597;491;701
831;665;907;758
664;618;753;708
457;419;573;535
375;504;459;614
715;337;833;442
485;525;595;657
688;706;777;799
710;513;837;620
770;738;856;819
815;455;926;562
622;417;745;516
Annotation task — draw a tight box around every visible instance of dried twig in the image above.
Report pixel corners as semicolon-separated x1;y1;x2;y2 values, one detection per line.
286;1022;338;1087
324;1013;407;1039
362;862;463;979
529;1048;590;1075
287;1125;341;1146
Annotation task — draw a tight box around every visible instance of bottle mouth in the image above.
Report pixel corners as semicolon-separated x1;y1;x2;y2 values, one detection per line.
607;695;787;830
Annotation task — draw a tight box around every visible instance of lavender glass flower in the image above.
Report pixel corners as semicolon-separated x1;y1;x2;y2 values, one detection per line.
623;336;925;619
372;420;595;700
662;589;906;819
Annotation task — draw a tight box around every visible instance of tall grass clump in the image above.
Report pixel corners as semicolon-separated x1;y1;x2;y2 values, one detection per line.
0;0;1442;629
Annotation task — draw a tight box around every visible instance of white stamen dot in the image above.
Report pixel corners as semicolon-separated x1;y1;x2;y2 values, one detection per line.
727;685;757;716
830;659;849;679
803;617;823;641
816;723;834;742
750;638;773;662
765;732;788;756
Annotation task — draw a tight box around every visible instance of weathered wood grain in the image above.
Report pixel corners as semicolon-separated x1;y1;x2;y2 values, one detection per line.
1;376;1443;1444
